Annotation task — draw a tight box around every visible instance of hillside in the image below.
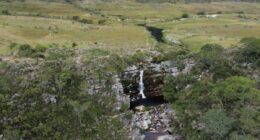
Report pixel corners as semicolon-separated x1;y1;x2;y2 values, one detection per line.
0;0;259;140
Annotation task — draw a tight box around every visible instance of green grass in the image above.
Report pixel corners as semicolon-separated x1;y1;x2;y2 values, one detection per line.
0;1;259;54
79;1;260;51
0;0;87;17
155;14;260;51
0;15;153;54
81;2;260;22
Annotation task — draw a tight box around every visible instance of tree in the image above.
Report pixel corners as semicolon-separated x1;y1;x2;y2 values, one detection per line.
236;37;260;67
211;76;260;138
197;44;224;70
212;76;259;108
0;46;128;139
201;109;234;139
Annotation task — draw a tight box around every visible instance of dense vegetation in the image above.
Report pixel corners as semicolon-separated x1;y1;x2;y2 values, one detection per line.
0;0;259;139
163;37;260;140
0;46;129;139
1;37;258;140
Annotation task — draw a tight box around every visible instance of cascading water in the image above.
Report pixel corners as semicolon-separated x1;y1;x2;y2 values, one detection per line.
139;70;146;99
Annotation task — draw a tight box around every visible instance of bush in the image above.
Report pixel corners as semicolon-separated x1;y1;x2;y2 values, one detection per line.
197;11;205;15
131;50;147;63
35;44;47;52
80;19;93;24
152;54;164;63
163;74;196;102
217;11;222;14
212;76;259;109
196;44;224;70
181;13;189;18
18;44;35;57
98;19;106;25
200;43;224;53
72;16;80;21
163;75;178;102
2;10;10;15
236;37;260;67
16;44;48;58
201;109;234;139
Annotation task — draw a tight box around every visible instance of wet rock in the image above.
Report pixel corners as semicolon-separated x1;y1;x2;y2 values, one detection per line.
143;70;164;98
121;60;186;101
121;66;140;98
119;60;194;140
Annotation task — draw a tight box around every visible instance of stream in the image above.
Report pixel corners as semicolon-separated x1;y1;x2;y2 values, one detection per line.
138;24;165;43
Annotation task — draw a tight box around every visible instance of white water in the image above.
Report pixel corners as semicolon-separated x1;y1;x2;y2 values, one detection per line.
139;70;146;99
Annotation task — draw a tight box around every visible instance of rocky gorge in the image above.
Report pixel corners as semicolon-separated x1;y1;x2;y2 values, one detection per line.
111;60;195;140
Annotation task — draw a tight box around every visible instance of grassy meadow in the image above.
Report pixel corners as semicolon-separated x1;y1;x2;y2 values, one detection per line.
156;15;260;51
0;0;259;53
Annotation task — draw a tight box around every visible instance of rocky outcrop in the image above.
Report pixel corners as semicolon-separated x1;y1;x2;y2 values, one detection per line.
81;59;193;140
143;69;164;98
131;104;182;140
112;74;130;110
119;60;195;140
121;61;179;101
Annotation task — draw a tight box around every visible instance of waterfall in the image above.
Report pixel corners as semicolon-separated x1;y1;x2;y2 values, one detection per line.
139;70;146;99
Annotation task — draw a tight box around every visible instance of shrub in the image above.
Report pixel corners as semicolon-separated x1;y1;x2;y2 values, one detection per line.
212;76;259;109
2;10;10;15
72;16;80;21
163;75;178;102
200;43;224;53
197;11;205;15
35;44;47;53
131;50;147;63
18;44;35;57
72;42;77;47
196;44;224;70
217;11;222;14
196;44;240;81
98;19;106;25
200;109;234;139
237;11;245;14
181;13;189;18
236;37;260;67
80;19;93;24
152;54;164;63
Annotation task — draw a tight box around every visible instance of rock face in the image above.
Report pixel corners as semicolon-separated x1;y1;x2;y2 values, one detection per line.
112;74;130;110
131;104;182;140
121;61;178;101
143;69;164;98
120;60;195;140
